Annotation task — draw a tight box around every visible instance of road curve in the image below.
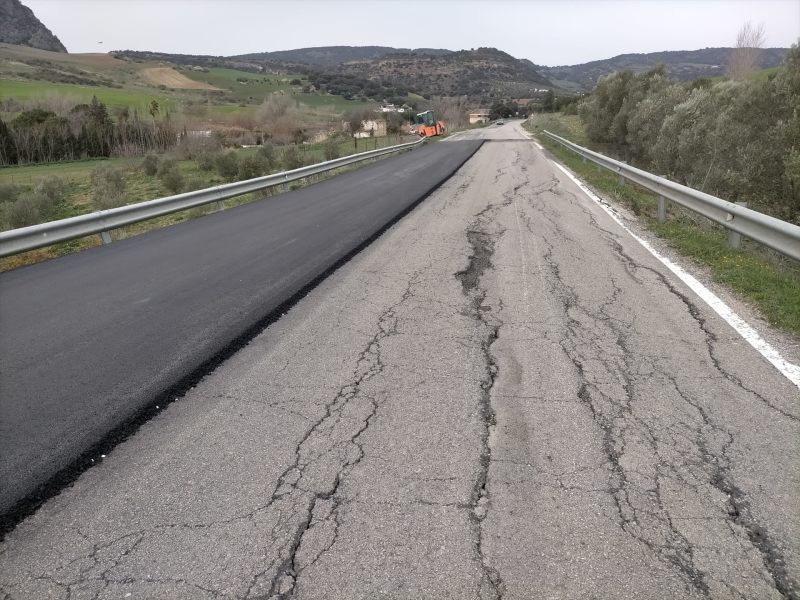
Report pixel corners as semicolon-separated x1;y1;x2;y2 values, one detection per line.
0;140;482;518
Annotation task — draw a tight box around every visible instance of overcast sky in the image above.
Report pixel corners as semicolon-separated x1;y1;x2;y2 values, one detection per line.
25;0;800;66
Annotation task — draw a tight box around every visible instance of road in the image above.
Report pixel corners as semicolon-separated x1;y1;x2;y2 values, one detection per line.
0;140;483;518
1;122;798;599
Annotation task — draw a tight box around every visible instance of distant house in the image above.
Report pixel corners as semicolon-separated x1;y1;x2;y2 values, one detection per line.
280;78;290;83
469;109;490;124
341;119;388;138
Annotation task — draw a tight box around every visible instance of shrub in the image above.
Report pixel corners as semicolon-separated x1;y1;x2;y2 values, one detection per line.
158;160;186;195
0;193;49;229
92;191;128;211
215;150;240;181
578;42;800;224
91;163;126;197
281;145;304;171
195;150;218;172
142;153;161;176
0;183;20;204
184;176;206;192
238;154;268;180
34;175;67;205
323;139;340;162
91;163;127;210
257;143;278;172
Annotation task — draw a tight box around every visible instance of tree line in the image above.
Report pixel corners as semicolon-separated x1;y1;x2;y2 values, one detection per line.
0;96;178;165
578;43;800;224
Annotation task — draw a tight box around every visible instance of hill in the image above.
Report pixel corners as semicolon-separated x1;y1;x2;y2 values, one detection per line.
532;47;790;90
0;0;66;53
234;46;452;66
322;47;554;99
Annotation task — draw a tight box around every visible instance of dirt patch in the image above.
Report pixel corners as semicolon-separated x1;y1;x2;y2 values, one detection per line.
141;68;222;90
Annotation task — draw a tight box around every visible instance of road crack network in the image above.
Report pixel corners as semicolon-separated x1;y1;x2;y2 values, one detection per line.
455;180;523;599
521;172;799;598
246;273;420;599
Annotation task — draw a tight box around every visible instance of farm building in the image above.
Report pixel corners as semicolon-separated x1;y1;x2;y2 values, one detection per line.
469;109;491;124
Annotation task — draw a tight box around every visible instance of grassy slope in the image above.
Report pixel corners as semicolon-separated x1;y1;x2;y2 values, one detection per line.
181;68;300;98
0;79;180;111
709;65;783;83
0;44;369;119
525;113;800;335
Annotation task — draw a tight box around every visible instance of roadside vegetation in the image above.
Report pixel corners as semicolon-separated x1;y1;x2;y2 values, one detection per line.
520;28;800;335
576;41;800;225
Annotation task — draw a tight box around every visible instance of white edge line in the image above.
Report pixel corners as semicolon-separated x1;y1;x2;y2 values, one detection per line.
517;126;544;149
551;160;800;390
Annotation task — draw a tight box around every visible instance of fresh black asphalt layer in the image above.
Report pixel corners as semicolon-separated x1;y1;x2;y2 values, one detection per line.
0;140;483;524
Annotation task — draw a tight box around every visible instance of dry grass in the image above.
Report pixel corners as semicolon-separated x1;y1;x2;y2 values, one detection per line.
141;68;222;90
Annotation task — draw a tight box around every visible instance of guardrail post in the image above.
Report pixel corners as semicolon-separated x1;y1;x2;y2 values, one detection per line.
728;202;747;249
216;200;225;210
657;195;668;223
619;161;627;186
99;231;112;245
596;153;603;173
582;155;586;164
282;183;289;193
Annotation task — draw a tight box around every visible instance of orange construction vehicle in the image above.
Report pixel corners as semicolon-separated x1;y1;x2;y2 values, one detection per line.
414;110;445;138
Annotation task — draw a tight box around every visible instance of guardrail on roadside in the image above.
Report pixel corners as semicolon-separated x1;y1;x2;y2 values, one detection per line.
542;130;800;262
0;138;425;258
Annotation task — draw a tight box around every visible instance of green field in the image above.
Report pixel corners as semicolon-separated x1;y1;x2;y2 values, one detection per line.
181;67;304;102
0;79;179;111
295;93;376;111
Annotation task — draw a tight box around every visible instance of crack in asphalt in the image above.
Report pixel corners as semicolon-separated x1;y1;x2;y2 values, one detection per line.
601;234;799;599
456;189;518;599
520;171;799;598
248;273;421;599
536;227;714;596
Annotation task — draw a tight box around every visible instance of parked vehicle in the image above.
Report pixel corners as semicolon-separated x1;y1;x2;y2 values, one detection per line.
496;119;504;125
415;110;445;138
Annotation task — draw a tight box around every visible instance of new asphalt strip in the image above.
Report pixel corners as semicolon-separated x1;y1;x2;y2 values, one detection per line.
0;140;483;521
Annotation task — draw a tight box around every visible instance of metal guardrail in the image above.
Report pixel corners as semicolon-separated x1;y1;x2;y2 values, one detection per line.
542;130;800;262
0;138;425;258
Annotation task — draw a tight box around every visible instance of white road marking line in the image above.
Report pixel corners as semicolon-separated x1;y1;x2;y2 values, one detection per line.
515;126;543;149
551;160;800;390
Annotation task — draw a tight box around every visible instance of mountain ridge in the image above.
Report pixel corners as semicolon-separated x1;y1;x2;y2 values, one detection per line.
530;47;790;90
0;0;67;53
233;45;452;66
321;47;554;99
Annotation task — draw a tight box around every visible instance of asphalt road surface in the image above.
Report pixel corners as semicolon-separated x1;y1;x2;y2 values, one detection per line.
0;140;482;517
1;122;798;599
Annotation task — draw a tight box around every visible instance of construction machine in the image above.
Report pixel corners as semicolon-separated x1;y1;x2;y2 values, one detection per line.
414;110;445;138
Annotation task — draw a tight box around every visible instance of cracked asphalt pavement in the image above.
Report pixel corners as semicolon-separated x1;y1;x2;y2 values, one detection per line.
1;122;798;599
